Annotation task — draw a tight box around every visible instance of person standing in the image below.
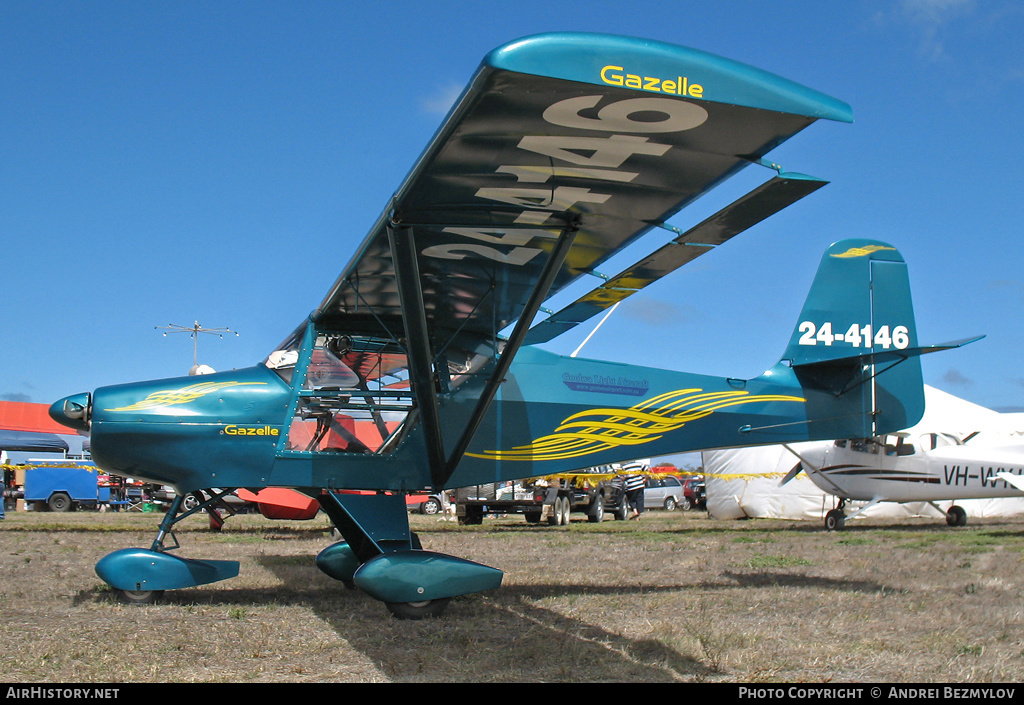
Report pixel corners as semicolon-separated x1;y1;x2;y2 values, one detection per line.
621;462;647;520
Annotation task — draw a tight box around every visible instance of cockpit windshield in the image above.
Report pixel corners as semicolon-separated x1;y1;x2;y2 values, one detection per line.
263;323;306;382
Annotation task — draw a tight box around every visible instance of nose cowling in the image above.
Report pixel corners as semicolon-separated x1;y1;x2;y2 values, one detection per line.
49;392;92;432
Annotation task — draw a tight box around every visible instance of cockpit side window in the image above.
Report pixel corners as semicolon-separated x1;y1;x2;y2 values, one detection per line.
919;432;959;451
281;332;414;455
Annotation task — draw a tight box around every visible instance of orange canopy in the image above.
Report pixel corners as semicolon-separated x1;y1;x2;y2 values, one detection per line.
0;401;73;435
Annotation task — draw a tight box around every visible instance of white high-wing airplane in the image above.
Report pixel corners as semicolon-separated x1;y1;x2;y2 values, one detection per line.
782;431;1024;530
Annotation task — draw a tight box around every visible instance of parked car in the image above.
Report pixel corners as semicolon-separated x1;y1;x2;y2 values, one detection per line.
407;492;448;515
681;477;706;510
643;475;684;511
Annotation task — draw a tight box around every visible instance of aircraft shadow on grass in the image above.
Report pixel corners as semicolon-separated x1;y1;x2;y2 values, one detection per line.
71;552;899;681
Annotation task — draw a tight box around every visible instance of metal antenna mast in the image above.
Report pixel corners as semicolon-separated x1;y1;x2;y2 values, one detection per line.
156;321;238;369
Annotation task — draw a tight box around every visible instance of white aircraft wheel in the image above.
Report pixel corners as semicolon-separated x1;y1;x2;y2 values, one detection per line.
385;597;451;620
115;588;165;605
824;509;846;531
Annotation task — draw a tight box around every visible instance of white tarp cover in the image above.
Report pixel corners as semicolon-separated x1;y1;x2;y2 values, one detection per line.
703;386;1024;522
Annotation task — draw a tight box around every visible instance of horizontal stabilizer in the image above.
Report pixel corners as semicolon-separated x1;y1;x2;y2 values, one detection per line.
793;335;984;396
525;173;827;345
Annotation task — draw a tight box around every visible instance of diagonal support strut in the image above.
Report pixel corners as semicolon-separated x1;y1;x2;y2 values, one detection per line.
443;220;580;483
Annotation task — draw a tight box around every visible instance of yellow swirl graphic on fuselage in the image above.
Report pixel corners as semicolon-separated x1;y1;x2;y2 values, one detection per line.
105;381;266;411
467;388;805;462
830;245;895;258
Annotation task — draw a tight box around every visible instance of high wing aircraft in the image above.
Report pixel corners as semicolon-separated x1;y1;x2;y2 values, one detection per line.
49;32;976;618
781;431;1024;531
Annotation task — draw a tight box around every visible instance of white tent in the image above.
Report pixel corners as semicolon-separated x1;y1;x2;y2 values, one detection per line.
703;386;1024;521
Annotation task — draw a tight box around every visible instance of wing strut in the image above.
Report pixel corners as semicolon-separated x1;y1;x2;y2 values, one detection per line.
442;220;581;485
523;173;828;345
388;223;447;479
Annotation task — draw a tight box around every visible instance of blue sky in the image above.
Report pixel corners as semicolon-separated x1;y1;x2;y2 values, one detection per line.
3;0;1023;438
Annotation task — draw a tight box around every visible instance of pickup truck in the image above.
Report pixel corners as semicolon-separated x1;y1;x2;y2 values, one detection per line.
454;466;629;526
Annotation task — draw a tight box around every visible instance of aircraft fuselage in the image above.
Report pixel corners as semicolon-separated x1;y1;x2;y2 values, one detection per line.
801;438;1024;504
55;342;890;496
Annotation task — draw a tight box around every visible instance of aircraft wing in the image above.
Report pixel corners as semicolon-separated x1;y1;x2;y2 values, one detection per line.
996;472;1024;493
304;33;852;483
313;32;852;343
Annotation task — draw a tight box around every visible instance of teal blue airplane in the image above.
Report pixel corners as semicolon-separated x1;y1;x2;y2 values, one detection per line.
50;33;976;618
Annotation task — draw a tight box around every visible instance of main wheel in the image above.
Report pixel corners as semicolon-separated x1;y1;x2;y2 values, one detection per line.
385;597;451;620
115;589;165;605
824;509;846;531
946;505;968;527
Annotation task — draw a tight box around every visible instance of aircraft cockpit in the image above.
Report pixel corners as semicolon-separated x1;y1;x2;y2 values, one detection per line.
265;328;414;455
834;431;969;459
835;435;917;456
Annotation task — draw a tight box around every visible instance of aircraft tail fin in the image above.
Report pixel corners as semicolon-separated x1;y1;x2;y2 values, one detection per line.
775;239;981;438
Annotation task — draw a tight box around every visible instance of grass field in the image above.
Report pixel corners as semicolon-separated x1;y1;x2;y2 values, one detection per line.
2;508;1023;683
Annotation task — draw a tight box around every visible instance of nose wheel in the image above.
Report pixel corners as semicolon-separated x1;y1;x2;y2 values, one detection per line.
95;495;240;603
824;509;846;531
824;499;847;531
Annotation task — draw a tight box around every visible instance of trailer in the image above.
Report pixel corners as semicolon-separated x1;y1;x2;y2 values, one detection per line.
19;460;110;512
454;466;630;526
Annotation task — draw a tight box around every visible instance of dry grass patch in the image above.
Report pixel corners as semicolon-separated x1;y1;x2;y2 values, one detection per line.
2;510;1024;682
